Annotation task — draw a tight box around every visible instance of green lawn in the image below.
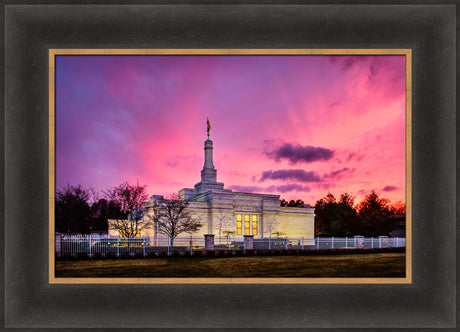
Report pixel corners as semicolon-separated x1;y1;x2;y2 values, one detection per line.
55;253;405;278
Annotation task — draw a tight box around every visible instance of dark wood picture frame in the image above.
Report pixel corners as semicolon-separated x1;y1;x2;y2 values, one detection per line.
3;2;456;329
49;48;411;285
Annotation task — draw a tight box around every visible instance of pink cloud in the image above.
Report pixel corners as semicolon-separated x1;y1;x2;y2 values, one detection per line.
56;55;406;205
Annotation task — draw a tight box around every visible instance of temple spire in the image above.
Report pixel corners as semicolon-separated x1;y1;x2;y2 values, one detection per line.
192;122;225;193
201;139;216;182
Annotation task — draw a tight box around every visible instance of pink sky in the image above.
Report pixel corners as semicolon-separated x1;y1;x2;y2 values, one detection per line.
55;55;406;205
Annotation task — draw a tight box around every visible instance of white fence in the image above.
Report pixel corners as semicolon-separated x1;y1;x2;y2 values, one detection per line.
314;237;405;249
56;234;405;257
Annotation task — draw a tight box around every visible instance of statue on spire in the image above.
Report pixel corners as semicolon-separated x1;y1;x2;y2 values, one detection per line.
207;117;211;138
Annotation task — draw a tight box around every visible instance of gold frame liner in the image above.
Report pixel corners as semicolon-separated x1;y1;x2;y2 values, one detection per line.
49;49;412;284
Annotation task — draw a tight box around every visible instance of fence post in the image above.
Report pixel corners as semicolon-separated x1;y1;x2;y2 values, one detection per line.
190;236;193;255
205;234;215;251
371;237;373;248
316;237;319;249
143;240;146;256
354;235;364;249
396;237;399;247
244;235;254;250
228;235;231;250
167;237;170;256
331;236;334;249
89;234;92;257
268;236;271;250
117;238;119;257
285;236;288;250
302;237;304;250
345;237;348;248
379;236;389;248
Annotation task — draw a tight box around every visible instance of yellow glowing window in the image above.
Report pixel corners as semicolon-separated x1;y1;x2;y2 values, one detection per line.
245;215;249;222
253;216;258;235
237;214;242;221
244;221;250;235
237;220;242;235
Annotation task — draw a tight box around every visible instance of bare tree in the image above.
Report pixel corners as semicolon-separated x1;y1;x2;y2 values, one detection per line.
152;193;202;247
105;182;150;238
214;210;234;243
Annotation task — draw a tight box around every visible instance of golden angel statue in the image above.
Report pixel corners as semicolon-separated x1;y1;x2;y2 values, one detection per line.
207;117;211;138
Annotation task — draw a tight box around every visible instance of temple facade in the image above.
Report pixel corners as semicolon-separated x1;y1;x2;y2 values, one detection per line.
139;136;315;244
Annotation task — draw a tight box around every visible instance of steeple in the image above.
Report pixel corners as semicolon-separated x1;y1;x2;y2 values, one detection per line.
201;139;217;182
178;119;231;200
191;119;224;194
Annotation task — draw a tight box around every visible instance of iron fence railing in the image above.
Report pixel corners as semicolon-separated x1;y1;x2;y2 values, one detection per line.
56;235;405;257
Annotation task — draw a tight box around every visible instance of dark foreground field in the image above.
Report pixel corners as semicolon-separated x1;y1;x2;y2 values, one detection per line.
56;253;405;278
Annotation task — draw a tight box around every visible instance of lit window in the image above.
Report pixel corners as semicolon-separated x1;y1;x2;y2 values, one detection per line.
237;216;242;235
252;215;258;235
244;215;250;234
136;229;141;238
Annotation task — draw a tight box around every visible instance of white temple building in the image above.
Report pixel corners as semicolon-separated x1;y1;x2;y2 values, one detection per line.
138;133;315;244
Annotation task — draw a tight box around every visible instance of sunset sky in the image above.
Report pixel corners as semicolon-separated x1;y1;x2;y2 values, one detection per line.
55;54;406;205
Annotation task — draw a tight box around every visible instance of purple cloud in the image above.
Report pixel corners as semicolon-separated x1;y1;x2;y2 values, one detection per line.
260;169;322;183
228;185;265;193
329;55;369;71
265;143;334;165
346;152;365;162
268;184;311;193
382;185;398;192
323;167;355;180
228;183;310;194
315;183;336;190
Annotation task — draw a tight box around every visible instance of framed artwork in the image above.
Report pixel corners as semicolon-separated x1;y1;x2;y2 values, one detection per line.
3;3;456;329
49;48;411;284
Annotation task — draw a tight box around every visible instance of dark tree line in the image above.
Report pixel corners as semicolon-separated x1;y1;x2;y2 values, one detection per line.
55;182;144;235
280;198;305;207
314;191;404;237
55;183;202;239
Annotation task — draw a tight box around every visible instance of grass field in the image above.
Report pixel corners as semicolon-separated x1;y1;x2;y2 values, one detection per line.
55;253;405;278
